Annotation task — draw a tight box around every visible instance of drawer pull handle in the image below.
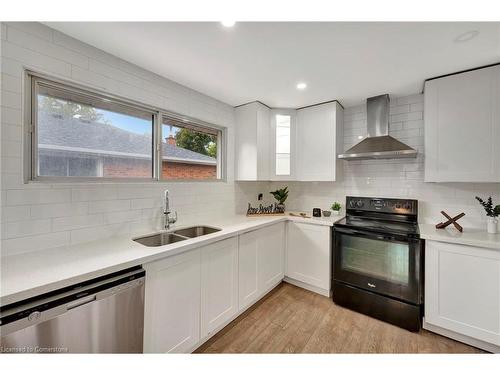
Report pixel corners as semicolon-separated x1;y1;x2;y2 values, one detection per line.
367;283;376;288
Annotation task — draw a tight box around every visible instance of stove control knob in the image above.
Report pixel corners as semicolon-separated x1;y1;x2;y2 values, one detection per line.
349;200;356;208
356;200;364;208
395;203;401;209
403;202;412;210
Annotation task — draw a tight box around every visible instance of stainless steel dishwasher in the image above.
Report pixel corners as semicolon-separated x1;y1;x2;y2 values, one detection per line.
0;266;145;353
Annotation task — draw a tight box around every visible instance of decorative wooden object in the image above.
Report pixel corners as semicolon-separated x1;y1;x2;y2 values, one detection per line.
435;211;465;232
246;203;286;216
289;212;311;218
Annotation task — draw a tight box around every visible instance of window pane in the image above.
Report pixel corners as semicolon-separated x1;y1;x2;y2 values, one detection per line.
37;88;153;179
161;117;219;180
275;115;291;175
276;154;290;176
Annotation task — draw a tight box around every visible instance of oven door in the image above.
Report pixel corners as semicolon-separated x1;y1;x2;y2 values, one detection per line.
333;227;422;304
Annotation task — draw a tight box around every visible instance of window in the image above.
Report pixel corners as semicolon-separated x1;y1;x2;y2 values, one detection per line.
275;114;291;176
26;72;225;182
161;115;222;180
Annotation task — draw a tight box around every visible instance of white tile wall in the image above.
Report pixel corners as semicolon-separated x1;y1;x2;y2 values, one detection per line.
2;22;499;257
0;22;266;257
270;93;500;228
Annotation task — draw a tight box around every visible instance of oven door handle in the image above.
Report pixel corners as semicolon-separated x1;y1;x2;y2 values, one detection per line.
333;227;408;243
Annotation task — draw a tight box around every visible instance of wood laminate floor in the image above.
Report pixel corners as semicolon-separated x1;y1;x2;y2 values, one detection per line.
195;282;484;354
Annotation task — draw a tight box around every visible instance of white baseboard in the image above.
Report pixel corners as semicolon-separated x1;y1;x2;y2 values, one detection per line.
423;319;500;353
283;276;331;297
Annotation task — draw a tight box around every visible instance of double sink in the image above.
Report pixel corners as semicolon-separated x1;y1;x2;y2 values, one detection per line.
133;226;221;247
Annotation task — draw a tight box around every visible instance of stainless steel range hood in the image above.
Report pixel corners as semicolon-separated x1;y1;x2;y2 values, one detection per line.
338;94;418;160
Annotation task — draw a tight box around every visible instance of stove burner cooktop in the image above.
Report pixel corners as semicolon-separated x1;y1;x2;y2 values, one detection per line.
335;216;419;237
334;196;420;238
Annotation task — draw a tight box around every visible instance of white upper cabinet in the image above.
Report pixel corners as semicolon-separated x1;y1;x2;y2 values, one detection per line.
424;65;500;182
235;102;271;181
296;101;344;181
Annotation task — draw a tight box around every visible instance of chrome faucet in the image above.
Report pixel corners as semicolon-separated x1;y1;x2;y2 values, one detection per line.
163;189;177;230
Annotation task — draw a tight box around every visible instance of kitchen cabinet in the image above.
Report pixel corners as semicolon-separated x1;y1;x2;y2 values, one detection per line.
285;222;331;296
238;222;285;311
425;240;500;351
143;249;201;353
238;229;260;311
200;237;239;340
296;101;343;181
143;222;286;353
235;101;271;180
424;65;500;182
258;223;286;291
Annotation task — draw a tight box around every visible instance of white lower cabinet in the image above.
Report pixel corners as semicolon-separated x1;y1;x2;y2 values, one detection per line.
143;222;287;353
143;249;201;353
238;223;285;312
286;222;331;296
200;237;239;340
258;223;285;292
425;240;500;350
238;229;260;311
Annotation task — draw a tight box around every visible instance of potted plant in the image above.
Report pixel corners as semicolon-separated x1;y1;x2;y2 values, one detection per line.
475;196;500;234
270;186;289;213
331;202;342;216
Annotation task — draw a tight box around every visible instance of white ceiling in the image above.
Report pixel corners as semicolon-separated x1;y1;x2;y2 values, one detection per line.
46;22;500;108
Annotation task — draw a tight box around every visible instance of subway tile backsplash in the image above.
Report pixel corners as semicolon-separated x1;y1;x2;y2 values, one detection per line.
1;22;499;257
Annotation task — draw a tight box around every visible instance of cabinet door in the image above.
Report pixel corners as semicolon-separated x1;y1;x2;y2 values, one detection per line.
286;222;331;291
235;102;270;181
425;240;500;345
296;102;342;181
258;223;285;292
201;237;239;340
238;230;260;311
424;66;500;182
143;249;201;353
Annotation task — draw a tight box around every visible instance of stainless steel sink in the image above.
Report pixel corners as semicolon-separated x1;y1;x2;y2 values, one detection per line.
133;232;187;247
173;226;221;238
133;226;222;247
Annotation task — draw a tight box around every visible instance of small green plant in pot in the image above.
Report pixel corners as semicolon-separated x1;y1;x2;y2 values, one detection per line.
270;186;289;213
331;202;342;215
475;196;500;234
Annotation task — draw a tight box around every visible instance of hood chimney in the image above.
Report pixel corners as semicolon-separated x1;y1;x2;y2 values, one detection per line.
166;135;176;146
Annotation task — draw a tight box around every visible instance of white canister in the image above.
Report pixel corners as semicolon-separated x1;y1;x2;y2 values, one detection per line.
487;217;498;234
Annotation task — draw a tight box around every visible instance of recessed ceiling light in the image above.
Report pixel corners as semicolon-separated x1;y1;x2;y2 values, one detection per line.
296;82;307;90
221;21;236;27
454;30;479;43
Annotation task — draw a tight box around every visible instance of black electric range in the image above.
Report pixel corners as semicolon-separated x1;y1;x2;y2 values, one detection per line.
332;196;424;331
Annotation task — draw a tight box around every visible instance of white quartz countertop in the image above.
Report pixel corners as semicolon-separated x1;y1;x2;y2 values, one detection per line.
418;223;500;250
1;213;338;306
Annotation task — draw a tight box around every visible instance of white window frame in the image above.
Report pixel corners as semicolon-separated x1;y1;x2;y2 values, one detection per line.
159;113;225;182
24;71;226;183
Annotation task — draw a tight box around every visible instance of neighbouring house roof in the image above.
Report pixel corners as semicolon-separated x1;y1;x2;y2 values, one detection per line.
38;112;217;165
